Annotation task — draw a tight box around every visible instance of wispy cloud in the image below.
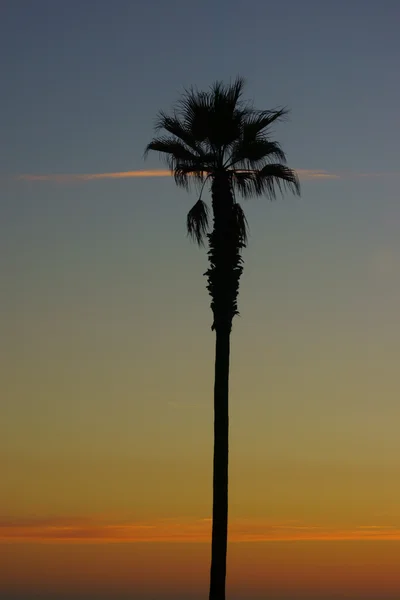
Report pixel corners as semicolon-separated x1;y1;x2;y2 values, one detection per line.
357;525;396;530
297;169;340;180
16;170;172;183
1;516;399;544
15;168;344;184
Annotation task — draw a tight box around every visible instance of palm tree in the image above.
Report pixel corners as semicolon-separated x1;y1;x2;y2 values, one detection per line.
145;77;300;600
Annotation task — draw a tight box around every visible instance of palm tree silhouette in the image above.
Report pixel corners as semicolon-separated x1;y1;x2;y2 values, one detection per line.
145;77;300;600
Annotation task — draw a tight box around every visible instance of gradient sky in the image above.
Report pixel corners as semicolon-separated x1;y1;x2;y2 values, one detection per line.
1;1;400;599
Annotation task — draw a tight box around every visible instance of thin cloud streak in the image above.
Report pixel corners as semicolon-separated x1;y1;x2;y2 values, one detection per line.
16;168;343;183
1;516;400;544
16;170;172;183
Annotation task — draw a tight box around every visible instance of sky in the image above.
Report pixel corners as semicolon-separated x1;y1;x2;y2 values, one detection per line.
1;0;400;598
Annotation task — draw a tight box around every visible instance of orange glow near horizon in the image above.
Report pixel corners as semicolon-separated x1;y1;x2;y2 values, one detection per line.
3;516;400;544
2;540;400;599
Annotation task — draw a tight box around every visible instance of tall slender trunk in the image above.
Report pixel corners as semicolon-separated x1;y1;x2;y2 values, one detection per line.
209;326;230;600
207;173;243;600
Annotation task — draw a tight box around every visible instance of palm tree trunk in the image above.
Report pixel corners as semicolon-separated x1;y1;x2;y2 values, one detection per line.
207;173;242;600
209;325;230;600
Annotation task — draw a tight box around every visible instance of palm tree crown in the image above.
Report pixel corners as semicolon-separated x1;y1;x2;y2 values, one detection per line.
145;77;299;331
145;76;299;238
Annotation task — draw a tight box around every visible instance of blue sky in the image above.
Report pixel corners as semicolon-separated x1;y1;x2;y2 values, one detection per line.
1;0;399;175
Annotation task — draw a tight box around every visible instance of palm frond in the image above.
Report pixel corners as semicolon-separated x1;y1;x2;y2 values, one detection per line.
209;76;246;112
155;112;202;155
174;77;249;157
228;139;286;169
187;199;210;246
233;164;300;199
144;137;212;188
242;108;289;138
258;164;300;197
178;88;212;144
174;162;208;189
144;137;200;162
207;77;250;149
225;76;246;107
232;171;256;197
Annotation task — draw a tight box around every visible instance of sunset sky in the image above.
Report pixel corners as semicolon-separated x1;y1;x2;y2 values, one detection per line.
1;1;400;599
